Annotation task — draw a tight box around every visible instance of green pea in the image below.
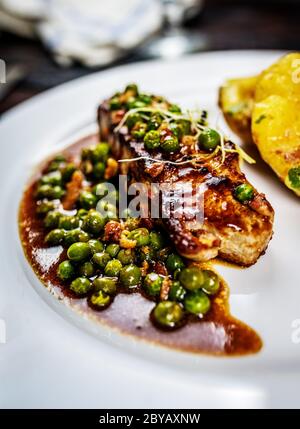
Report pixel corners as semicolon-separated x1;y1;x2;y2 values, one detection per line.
36;184;64;200
79;191;97;209
166;253;185;272
152;301;184;328
88;239;104;254
143;273;163;297
106;243;120;258
149;231;165;250
81;147;93;161
147;113;163;131
131;122;147;139
176;119;191;136
179;267;205;291
57;260;75;281
126;113;143;130
78;261;95;278
45;229;66;246
93;277;117;295
138;94;152;105
82;210;105;235
128;228;149;247
37;200;56;216
46;155;65;172
91;143;110;163
58;215;79;230
67;242;91;262
169;281;186;302
161;135;179;153
117;249;135;265
198;129;220;151
127;99;146;110
104;259;123;277
170;120;191;139
47;162;61;172
61;163;76;182
64;229;90;247
52;186;65;199
47;161;62;173
40;171;62;186
93;162;105;179
125;83;139;95
109;97;122;110
53;154;66;162
81;160;93;176
44;210;61;228
76;208;88;220
119;264;141;288
88;290;111;310
168;104;182;114
102;211;118;223
288;167;300;189
234;183;254;203
202;270;220;295
70;277;92;296
144;130;160;150
170;122;184;139
184;290;211;315
92;252;111;269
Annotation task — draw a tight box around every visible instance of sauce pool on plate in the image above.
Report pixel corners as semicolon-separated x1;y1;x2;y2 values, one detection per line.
19;133;262;356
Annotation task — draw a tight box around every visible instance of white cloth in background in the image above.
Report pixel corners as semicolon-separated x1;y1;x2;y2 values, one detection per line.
0;0;163;67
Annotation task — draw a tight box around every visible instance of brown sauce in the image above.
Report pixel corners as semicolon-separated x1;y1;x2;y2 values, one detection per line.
19;133;262;356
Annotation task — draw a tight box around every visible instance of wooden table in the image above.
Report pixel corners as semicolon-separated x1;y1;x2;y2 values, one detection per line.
0;0;300;114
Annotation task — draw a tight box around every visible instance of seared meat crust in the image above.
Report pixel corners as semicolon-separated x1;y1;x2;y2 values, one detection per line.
98;100;274;266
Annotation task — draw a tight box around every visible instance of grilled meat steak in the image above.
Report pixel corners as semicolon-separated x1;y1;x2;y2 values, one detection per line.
98;89;274;266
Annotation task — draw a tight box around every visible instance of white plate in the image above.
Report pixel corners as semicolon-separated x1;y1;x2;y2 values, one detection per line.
1;50;299;409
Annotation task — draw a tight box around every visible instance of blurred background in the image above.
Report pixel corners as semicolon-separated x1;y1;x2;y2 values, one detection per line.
0;0;299;115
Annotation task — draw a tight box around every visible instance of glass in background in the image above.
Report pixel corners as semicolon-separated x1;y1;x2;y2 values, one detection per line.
138;0;208;58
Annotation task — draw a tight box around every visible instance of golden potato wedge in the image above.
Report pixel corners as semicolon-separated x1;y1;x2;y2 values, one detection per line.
252;53;300;196
252;95;300;197
220;53;300;196
219;76;257;142
255;52;300;103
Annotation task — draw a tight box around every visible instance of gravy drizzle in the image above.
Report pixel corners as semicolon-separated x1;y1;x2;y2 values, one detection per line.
19;134;262;356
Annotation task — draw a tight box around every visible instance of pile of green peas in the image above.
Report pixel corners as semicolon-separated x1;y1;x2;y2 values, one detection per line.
125;104;190;154
34;92;224;330
47;215;219;330
54;218;220;329
36;150;220;329
109;83;216;155
109;84;256;204
35;154;77;202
